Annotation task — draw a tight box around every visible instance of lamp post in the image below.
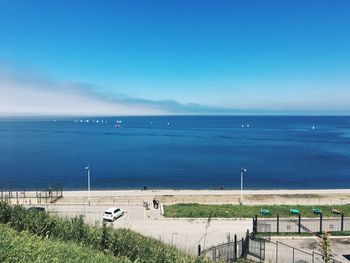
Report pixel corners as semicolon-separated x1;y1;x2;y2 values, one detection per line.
240;168;247;205
85;166;91;206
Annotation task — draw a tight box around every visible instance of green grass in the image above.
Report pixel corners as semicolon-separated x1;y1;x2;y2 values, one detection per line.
0;224;130;263
164;203;350;218
0;202;210;263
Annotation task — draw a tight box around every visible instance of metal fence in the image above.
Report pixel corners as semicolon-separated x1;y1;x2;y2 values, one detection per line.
199;235;245;262
0;184;63;205
264;240;342;263
254;214;350;234
199;231;267;262
199;232;342;263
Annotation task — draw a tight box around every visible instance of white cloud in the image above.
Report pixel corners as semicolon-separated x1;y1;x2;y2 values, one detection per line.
0;68;171;116
0;67;236;116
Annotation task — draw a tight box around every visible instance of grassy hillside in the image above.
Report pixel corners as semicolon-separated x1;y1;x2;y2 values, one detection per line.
0;202;209;263
164;203;350;218
0;224;129;263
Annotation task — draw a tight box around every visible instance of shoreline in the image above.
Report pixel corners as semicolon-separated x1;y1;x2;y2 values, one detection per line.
57;188;350;196
52;189;350;206
16;188;350;196
6;189;350;206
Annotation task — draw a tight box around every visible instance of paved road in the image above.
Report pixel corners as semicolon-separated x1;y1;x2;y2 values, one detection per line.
43;203;252;254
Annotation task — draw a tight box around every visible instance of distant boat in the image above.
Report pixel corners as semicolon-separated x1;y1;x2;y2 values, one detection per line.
246;124;250;128
312;126;316;130
115;120;122;128
241;124;245;128
167;122;170;126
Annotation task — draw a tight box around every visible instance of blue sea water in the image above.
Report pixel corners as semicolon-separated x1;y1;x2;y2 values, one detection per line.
0;116;350;190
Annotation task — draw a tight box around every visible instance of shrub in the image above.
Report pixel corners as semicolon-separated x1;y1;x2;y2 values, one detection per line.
0;224;130;263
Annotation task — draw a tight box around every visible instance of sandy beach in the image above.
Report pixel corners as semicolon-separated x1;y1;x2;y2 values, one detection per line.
4;188;350;206
32;188;350;205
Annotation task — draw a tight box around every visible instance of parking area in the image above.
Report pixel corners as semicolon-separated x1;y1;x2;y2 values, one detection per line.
39;203;251;254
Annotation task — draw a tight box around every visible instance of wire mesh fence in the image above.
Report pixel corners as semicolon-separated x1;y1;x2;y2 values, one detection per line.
264;240;342;263
255;214;349;234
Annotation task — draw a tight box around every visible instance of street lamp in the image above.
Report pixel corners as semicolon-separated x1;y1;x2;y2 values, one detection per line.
85;166;91;206
240;168;247;205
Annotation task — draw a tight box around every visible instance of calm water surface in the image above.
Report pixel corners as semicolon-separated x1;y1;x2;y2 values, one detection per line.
0;116;350;190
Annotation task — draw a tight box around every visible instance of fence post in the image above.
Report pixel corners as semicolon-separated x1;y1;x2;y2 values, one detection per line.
319;214;323;233
277;214;279;234
292;247;295;263
246;229;250;256
234;234;237;261
197;244;201;257
276;241;278;263
341;213;344;232
255;214;258;233
241;237;244;257
298;214;301;234
259;239;262;263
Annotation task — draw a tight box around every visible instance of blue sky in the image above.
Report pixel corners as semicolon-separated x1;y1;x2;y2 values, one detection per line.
0;0;349;115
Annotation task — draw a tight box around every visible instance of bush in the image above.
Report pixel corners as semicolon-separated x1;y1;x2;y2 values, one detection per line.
0;224;130;263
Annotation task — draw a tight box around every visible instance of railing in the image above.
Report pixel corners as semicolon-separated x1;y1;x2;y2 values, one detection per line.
0;184;63;205
199;234;244;262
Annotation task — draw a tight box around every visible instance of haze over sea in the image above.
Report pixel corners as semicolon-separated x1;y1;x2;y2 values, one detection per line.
1;116;350;190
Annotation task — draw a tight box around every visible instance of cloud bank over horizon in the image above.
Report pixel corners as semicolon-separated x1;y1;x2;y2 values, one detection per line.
1;66;350;116
0;67;237;116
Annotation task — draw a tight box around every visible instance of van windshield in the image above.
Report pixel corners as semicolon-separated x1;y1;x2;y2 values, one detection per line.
105;212;112;215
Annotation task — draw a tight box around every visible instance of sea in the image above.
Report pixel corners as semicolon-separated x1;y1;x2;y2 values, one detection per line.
0;116;350;190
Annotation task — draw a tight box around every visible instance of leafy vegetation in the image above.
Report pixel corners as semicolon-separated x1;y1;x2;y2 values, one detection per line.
319;232;333;263
164;203;350;218
0;224;129;263
0;202;209;263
